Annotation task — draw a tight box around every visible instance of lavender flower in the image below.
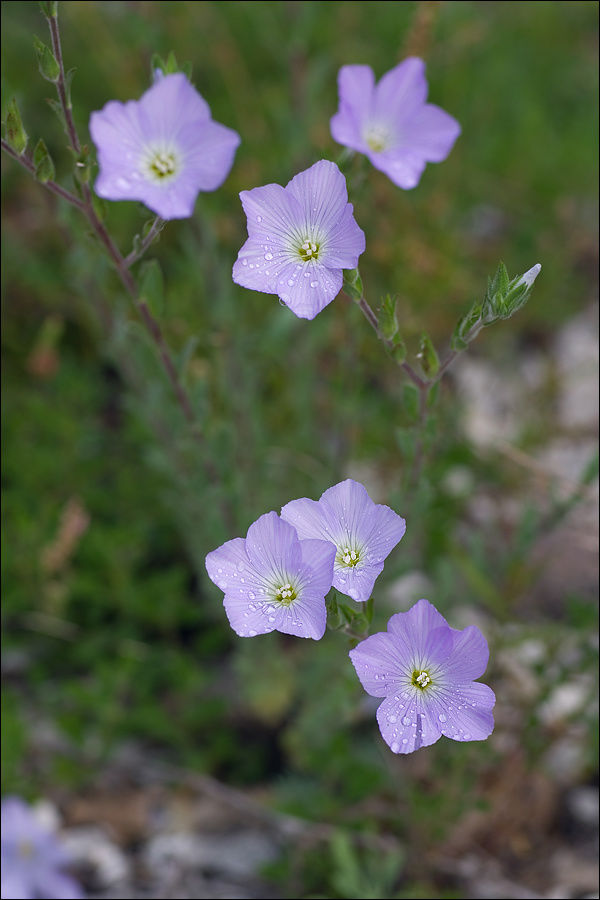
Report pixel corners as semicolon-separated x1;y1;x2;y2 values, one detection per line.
205;511;336;639
232;159;365;319
89;72;240;219
1;797;83;899
330;59;460;189
281;479;406;603
349;599;495;754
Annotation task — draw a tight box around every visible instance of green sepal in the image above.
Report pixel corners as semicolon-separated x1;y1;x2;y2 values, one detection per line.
33;138;55;182
139;259;165;318
364;595;374;624
390;339;407;365
33;35;60;82
417;332;440;378
343;268;363;301
4;98;28;155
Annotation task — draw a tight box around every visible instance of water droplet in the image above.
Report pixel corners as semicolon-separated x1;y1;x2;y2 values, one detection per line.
242;259;248;266
388;715;397;723
391;742;399;753
463;731;471;740
310;281;318;288
438;713;447;723
248;629;257;636
256;215;262;223
402;716;411;726
264;252;273;260
287;279;294;286
217;568;223;574
402;738;408;745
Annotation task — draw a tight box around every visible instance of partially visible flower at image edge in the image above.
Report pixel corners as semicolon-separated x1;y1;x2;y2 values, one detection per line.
281;478;406;603
232;159;365;319
330;58;460;190
89;72;240;220
1;796;83;899
349;598;495;754
205;511;336;639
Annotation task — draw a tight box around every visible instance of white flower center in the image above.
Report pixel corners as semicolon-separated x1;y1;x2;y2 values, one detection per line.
143;144;180;183
364;123;392;153
274;582;297;606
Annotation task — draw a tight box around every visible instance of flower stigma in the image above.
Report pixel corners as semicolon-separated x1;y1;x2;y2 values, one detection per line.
298;239;320;261
412;669;432;690
274;582;297;606
339;546;360;568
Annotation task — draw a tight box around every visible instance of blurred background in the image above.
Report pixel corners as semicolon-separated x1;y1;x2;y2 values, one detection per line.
1;2;598;897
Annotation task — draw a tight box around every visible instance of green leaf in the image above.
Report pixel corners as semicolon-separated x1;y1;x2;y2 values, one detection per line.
417;332;439;378
401;382;419;423
378;293;399;341
38;1;58;16
139;259;165;317
4;98;28;155
64;68;76;109
33;35;60;82
33;138;55;182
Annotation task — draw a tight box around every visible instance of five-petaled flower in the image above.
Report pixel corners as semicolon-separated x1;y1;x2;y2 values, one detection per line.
205;511;336;639
232;159;365;319
1;796;83;899
281;479;406;603
330;58;461;190
349;599;495;754
90;72;240;219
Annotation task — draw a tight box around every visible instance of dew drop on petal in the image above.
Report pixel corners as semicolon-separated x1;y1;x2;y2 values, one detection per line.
438;713;447;723
391;742;399;753
256;215;262;223
242;259;248;266
248;629;257;636
402;716;411;726
388;715;397;723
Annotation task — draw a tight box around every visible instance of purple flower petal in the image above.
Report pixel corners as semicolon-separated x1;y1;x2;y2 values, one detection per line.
330;65;375;152
245;511;301;574
372;57;428;126
427;681;496;743
349;631;407;697
387;598;454;667
1;870;33;900
376;693;442;754
445;625;490;682
276;261;343;320
368;149;427;191
233;161;364;318
38;870;84;900
402;103;461;162
319;203;366;269
280;497;330;542
90;72;239;219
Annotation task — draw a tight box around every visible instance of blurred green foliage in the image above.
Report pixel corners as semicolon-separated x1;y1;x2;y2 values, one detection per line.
1;2;598;897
